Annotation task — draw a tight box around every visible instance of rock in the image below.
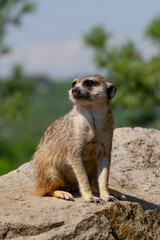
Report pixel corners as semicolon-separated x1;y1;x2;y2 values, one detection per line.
110;127;160;208
0;127;160;239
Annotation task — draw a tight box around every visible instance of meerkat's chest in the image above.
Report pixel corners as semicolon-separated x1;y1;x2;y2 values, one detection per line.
83;141;104;161
82;126;105;162
86;126;97;142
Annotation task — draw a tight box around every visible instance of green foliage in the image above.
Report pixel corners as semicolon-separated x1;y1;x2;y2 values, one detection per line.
0;0;36;117
84;22;160;128
145;15;160;43
0;0;36;175
0;65;34;117
84;25;112;49
0;137;17;175
0;0;35;55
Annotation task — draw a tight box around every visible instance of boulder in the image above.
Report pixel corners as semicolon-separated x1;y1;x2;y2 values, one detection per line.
0;127;160;239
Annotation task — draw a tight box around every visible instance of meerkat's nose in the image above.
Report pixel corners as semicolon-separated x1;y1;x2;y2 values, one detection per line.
72;87;80;96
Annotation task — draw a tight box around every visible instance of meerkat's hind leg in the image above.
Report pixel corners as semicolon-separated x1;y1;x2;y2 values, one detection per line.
45;178;75;201
53;190;74;201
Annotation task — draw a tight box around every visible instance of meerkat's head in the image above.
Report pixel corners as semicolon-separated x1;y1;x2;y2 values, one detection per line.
69;74;116;106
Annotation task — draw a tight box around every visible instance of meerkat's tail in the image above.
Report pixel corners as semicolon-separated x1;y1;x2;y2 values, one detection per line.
34;177;63;196
35;181;74;201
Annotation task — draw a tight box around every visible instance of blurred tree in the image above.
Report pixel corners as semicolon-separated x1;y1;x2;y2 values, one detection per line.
0;64;33;117
0;0;35;55
0;0;35;117
84;20;160;129
0;0;36;175
145;15;160;44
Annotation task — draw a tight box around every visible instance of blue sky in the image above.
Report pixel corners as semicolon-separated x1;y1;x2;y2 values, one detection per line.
1;0;160;79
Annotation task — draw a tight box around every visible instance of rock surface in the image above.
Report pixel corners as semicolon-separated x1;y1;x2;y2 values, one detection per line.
110;127;160;208
0;127;160;239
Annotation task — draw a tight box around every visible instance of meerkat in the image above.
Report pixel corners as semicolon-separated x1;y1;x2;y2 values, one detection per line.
33;74;124;203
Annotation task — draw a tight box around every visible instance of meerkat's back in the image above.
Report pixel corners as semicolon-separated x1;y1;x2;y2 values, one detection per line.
38;112;72;148
33;112;73;196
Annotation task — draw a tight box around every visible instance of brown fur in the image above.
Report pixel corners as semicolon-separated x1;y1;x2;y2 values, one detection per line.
33;74;123;202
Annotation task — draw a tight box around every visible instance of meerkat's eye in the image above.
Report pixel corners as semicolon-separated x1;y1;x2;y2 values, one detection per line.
84;80;96;87
72;81;76;87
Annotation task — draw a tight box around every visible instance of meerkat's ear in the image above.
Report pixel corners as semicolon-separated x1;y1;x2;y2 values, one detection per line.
106;82;116;99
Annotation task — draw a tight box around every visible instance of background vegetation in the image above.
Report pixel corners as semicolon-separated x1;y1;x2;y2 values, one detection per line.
0;1;160;175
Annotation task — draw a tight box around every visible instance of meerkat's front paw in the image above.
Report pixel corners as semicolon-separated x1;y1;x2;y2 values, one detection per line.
102;195;119;202
84;196;104;203
53;190;74;201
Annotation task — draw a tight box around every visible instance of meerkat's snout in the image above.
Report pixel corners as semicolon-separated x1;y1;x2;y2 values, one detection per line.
71;86;89;101
72;87;81;97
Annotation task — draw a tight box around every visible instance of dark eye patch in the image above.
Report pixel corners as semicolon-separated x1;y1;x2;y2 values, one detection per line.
72;81;76;87
84;80;98;87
